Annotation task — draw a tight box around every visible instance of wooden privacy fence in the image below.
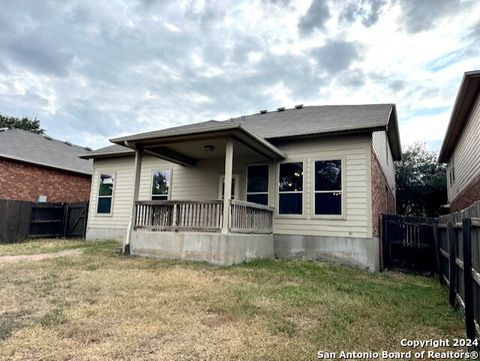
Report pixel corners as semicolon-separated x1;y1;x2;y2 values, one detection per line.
0;199;88;243
436;202;480;342
380;214;437;273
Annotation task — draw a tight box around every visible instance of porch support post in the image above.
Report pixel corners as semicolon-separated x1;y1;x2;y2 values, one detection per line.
124;147;143;253
222;140;234;234
132;148;143;203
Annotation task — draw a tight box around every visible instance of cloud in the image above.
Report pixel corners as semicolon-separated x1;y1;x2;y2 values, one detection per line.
398;0;464;33
0;0;478;151
340;0;387;27
311;40;362;74
298;0;330;35
2;33;74;77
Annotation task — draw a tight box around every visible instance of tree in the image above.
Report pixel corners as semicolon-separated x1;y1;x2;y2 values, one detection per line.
395;142;447;217
0;114;44;134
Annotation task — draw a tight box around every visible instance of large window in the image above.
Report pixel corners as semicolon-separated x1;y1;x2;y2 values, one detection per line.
152;170;171;200
314;160;342;215
97;173;115;214
278;162;303;215
247;164;269;205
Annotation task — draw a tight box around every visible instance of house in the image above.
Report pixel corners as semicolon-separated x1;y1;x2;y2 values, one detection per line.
81;104;401;271
439;70;480;212
0;128;92;203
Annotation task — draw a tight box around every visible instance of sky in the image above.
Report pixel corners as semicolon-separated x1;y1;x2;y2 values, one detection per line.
0;0;479;152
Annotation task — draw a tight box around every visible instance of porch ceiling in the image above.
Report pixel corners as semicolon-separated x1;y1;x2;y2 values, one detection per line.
111;124;286;166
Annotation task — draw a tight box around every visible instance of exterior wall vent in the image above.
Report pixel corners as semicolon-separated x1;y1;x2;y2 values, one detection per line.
259;110;267;114
295;104;304;109
277;107;285;111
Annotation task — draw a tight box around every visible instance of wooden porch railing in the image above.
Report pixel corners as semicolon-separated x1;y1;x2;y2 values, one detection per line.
134;199;273;234
230;200;274;234
135;200;224;232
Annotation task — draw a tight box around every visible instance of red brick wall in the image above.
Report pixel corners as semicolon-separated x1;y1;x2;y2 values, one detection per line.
371;149;396;237
450;173;480;212
0;158;91;202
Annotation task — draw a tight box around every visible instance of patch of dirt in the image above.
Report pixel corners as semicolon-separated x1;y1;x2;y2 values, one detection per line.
0;249;83;263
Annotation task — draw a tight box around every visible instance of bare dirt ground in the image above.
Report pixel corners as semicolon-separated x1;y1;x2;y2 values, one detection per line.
0;249;83;264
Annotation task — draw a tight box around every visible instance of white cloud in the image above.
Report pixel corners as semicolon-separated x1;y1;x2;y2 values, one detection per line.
0;0;478;151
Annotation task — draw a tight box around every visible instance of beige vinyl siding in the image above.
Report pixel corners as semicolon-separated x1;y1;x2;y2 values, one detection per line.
88;156;135;230
87;153;263;232
87;135;373;238
372;130;395;190
448;94;480;202
272;135;373;238
138;155;260;201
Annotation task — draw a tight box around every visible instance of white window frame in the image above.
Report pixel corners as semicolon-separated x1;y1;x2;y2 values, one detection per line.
276;160;305;218
246;164;269;205
218;174;239;200
311;158;346;220
96;171;116;216
150;169;173;201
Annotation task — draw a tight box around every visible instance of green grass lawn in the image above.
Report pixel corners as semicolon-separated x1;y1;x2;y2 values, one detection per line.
0;239;464;360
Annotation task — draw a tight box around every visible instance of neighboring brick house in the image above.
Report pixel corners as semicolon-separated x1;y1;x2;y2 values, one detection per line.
439;70;480;212
0;128;92;203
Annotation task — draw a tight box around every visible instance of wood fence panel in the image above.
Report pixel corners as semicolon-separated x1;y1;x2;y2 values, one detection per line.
435;201;480;344
0;199;32;243
0;199;88;243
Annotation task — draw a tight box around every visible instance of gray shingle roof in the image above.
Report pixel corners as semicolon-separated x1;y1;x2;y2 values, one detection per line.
111;104;394;143
0;129;93;175
79;144;134;159
228;104;394;139
91;104;401;160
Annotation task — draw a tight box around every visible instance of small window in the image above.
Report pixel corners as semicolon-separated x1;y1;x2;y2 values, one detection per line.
97;173;115;214
314;160;342;215
247;164;269;205
278;162;303;215
152;170;171;201
449;157;455;185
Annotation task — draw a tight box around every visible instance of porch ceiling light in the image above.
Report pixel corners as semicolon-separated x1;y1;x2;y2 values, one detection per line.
204;145;215;153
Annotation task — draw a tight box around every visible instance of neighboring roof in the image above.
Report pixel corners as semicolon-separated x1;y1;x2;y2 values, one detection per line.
439;70;480;163
0;128;93;175
79;144;134;159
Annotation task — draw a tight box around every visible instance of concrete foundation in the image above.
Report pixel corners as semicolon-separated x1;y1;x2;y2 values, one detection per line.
273;234;380;272
86;227;126;242
130;231;274;266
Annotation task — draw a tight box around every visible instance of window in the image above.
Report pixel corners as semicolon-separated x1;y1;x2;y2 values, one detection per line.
278;162;303;215
219;175;238;200
449;157;456;185
247;164;269;205
152;170;171;200
314;160;342;215
97;173;115;214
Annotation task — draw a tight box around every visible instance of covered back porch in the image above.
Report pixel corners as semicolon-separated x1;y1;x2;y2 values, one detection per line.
112;123;286;264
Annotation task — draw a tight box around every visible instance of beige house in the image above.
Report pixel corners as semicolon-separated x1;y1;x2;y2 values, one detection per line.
439;70;480;212
81;104;401;271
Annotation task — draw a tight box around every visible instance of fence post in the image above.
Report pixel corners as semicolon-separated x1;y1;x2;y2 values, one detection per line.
462;217;476;340
433;223;444;284
447;221;457;307
62;204;69;238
